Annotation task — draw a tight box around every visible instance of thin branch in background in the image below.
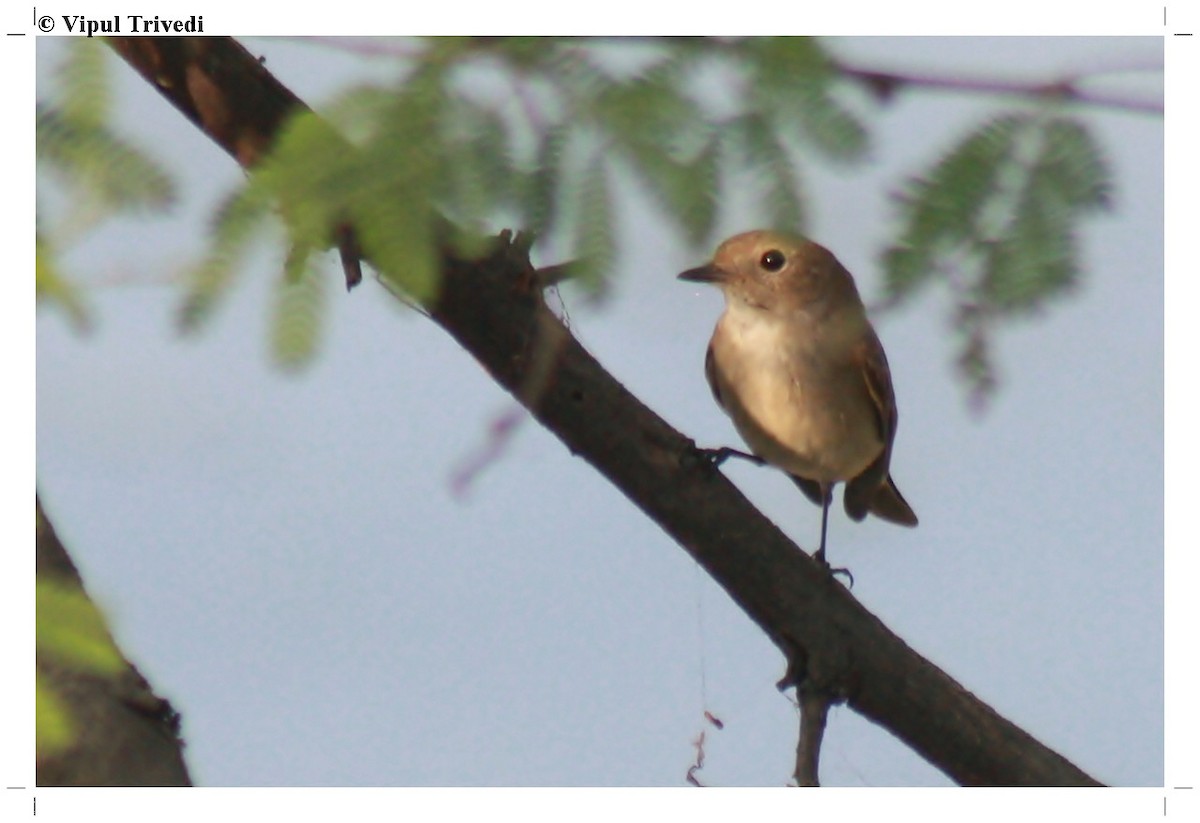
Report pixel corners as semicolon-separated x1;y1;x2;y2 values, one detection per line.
532;262;580;288
273;36;427;59
448;404;526;498
837;60;1163;115
448;287;573;497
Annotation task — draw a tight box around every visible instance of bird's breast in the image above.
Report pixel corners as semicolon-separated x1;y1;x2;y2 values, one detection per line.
708;308;882;483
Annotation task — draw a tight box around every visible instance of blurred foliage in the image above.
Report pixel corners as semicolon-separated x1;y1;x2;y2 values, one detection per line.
168;37;871;370
36;36;1122;400
271;242;328;371
36;38;176;331
883;113;1112;403
36;232;90;333
35;577;125;757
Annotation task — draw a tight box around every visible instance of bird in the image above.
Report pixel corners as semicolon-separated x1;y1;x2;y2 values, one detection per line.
678;229;917;570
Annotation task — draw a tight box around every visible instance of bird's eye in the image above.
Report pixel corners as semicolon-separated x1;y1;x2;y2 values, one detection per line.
760;250;786;272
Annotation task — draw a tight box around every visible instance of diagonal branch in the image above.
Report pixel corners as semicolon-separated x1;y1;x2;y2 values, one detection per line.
107;37;363;289
107;36;1103;787
37;497;192;786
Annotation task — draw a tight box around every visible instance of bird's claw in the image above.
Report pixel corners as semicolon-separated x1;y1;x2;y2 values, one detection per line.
697;446;765;468
813;550;854;588
827;566;854;588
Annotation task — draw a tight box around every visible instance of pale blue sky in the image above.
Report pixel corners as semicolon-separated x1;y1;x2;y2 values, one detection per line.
34;35;1164;789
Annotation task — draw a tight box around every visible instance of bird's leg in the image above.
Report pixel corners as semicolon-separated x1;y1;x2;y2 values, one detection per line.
814;484;854;588
697;446;766;468
814;485;832;565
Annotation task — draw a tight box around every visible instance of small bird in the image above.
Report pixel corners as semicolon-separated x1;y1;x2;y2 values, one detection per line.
679;230;917;569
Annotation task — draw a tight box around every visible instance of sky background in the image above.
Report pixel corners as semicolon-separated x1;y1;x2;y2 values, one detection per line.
32;33;1167;790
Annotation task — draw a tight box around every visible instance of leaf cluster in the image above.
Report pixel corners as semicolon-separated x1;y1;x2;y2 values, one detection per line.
37;37;1122;398
882;113;1112;403
177;37;869;368
36;578;125;757
36;39;177;331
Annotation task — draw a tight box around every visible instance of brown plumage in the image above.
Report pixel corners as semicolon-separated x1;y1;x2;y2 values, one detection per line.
679;230;916;565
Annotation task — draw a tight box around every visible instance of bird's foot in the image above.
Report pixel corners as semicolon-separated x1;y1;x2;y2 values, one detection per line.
697;446;765;468
813;550;854;589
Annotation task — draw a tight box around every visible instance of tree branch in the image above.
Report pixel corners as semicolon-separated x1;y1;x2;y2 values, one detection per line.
107;36;1104;787
106;36;363;289
793;685;830;787
37;497;192;786
837;59;1163;115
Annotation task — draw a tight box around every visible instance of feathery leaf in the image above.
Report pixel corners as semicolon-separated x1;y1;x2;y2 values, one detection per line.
572;156;616;293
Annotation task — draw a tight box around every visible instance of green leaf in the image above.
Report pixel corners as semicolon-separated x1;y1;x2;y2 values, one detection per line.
350;78;447;302
572;156;615;293
179;184;273;332
323;84;398;146
792;87;869;161
984;192;1079;311
743;37;867;162
358;198;439;302
970;116;1110;313
37;675;75;757
523;125;569;239
880;244;933;303
489;36;569;71
953;305;998;411
676;138;720;244
743;37;831;93
1029;118;1112;212
57;39;110;128
37;105;176;215
722;113;807;232
36;233;91;332
592;60;702;150
618;133;719;246
436;98;516;226
541;48;609;106
883;115;1026;300
586;54;714;248
255;110;357;244
270;244;326;371
882;113;1114;404
36;579;123;676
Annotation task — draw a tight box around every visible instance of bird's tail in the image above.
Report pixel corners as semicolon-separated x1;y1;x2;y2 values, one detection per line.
869;475;918;527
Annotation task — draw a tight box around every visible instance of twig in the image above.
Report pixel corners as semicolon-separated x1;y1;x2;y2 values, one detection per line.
448;405;526;498
686;729;707;787
837;61;1162;115
272;36;427;59
793;685;831;787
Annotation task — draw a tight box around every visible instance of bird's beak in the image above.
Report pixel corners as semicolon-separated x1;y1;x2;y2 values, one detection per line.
677;263;727;284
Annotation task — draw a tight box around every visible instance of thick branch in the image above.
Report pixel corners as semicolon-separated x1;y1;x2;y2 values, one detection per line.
107;36;363;288
37;497;192;786
109;37;1103;787
432;233;1101;787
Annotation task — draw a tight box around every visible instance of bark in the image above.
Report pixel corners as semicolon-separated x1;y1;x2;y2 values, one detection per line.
104;36;1102;787
36;497;192;786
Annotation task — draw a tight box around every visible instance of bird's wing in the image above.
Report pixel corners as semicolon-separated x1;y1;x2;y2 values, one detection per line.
703;342;725;410
859;329;898;447
843;329;899;521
